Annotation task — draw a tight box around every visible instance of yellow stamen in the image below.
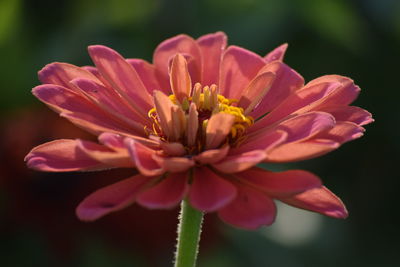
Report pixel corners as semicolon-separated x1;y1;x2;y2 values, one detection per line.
148;107;156;118
203;86;210;110
146;84;254;150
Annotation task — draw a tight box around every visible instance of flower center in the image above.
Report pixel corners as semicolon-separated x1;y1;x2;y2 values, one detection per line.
147;83;253;153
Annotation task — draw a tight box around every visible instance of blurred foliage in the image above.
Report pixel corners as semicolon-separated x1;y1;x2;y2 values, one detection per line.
0;0;20;44
0;0;399;266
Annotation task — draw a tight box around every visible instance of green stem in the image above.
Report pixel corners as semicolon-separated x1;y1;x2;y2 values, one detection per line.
174;199;204;267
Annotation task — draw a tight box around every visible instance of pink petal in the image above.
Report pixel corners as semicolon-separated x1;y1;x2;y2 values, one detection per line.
249;61;305;122
276;112;336;142
126;58;164;94
60;112;151;141
125;138;164;176
316;121;365;143
250;111;336;144
82;65;111;86
218;186;276;230
76;174;152;221
319;105;374;126
71;78;150;131
197;32;227;85
265;138;339;163
231;129;287;154
212;150;266;173
99;132;160;150
219;46;266;99
194;145;230;164
88;45;153;115
264;43;288;63
257;114;362;163
32;84;134;136
305;75;360;107
152;155;194;173
236;167;322;198
169;54;192;103
77;140;133;167
153;34;202;90
253;81;342;129
205;113;235;149
237;71;276;115
189;167;237;212
25;139;109;172
278;186;348;219
32;84;96;114
38;62;100;91
256;76;360;127
137;172;188;209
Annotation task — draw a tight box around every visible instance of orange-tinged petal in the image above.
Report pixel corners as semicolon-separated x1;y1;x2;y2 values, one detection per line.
153;90;176;138
160;142;186;156
170;105;186;141
169;54;192;103
205;113;235;149
194;145;230;164
152;155;194;173
238;71;276;115
186;103;199;147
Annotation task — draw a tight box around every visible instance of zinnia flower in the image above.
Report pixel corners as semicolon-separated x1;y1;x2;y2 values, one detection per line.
25;32;373;230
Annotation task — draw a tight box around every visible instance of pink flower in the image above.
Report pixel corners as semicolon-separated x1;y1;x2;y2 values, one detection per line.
25;32;373;230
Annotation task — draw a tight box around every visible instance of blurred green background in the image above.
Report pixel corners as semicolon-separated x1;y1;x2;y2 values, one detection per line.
0;0;399;266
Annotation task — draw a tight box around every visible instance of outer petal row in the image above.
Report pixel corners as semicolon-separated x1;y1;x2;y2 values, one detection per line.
72;161;346;229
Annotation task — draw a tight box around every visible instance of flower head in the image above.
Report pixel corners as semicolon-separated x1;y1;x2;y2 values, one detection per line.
25;32;373;229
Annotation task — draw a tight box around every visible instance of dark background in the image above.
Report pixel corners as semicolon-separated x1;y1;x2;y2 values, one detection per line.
0;0;398;266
